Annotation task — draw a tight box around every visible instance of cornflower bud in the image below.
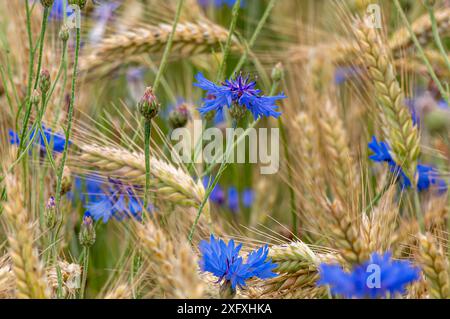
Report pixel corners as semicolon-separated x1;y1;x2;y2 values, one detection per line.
59;25;70;42
138;87;160;121
39;69;51;95
169;103;190;129
68;0;87;9
79;212;96;247
271;62;284;83
45;196;57;230
40;0;55;8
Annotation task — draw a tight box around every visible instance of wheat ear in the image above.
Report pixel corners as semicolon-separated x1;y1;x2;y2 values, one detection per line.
361;186;398;253
80;21;236;78
317;100;358;212
76;144;210;220
135;220;204;299
418;233;450;299
2;173;49;299
269;241;320;273
354;23;420;181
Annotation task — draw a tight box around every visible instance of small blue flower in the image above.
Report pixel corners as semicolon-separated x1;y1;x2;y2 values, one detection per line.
318;252;420;298
202;176;226;206
417;164;448;194
48;0;65;21
80;176;146;223
199;235;277;290
368;136;447;193
194;73;285;120
242;188;254;208
8;126;71;153
228;187;239;213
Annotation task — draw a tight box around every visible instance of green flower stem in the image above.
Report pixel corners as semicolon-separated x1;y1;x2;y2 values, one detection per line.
143;120;152;209
80;246;90;299
52;27;81;264
232;0;278;74
426;4;450;76
18;7;50;157
216;0;241;82
189;79;282;243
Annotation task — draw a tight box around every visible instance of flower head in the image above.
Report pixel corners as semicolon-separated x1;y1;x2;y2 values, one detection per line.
8;126;71;153
368;136;447;193
202;177;225;206
199;235;277;290
79;176;145;223
242;188;255;208
318;252;420;298
194;73;285;121
227;187;239;213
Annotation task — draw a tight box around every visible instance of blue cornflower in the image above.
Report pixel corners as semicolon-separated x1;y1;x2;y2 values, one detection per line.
318;252;420;298
48;0;65;20
368;136;411;189
194;73;285;120
242;188;255;208
9;126;71;153
81;176;145;223
368;136;447;193
202;177;226;206
228;187;239;213
417;164;448;194
199;235;277;290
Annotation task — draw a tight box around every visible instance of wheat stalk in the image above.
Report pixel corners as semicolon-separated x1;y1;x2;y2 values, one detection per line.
79;21;236;78
354;22;420;181
418;233;450;299
2;173;50;299
135;220;204;299
76;143;210;220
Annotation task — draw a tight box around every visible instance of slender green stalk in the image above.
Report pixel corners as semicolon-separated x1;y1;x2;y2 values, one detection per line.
143;121;152;208
426;4;450;74
189;79;282;243
52;27;81;263
216;0;241;81
18;7;50;156
393;0;448;103
153;0;185;92
55;28;81;206
80;246;90;299
232;0;278;74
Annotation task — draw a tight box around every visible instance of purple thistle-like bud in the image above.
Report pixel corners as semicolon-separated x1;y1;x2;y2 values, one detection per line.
79;212;96;247
68;0;87;9
59;25;70;42
40;0;55;8
138;87;160;121
45;196;57;229
39;69;51;95
169;103;190;129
